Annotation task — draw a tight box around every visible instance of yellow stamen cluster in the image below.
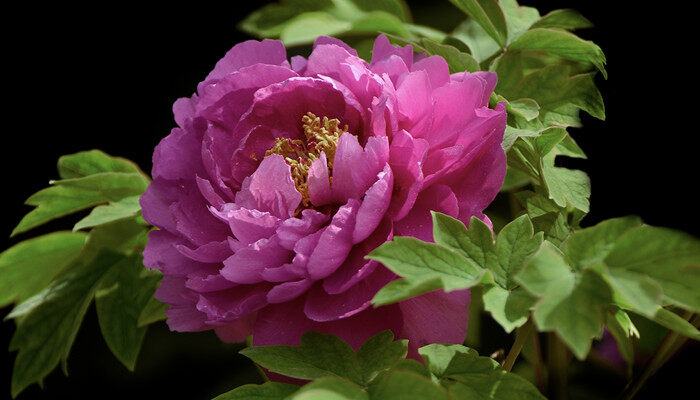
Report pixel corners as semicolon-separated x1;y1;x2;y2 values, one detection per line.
264;112;348;209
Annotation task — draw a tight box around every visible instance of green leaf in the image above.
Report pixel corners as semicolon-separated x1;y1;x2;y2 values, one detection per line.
137;294;168;327
0;231;86;307
541;161;591;213
349;11;411;38
212;382;299;400
57;149;147;179
427;344;546;399
74;195;142;231
12;172;149;236
418;343;471;379
648;308;700;341
507;65;605;127
240;331;407;386
564;217;642;270
604;308;638;373
482;286;536;333
449;0;508;47
508;28;606;78
508;98;540;121
499;0;540;42
604;226;700;313
239;3;299;38
290;378;368;400
95;255;161;370
280;12;353;46
531;9;593;31
451;19;501;62
517;241;613;359
429;213;541;332
433;213;542;290
8;250;126;397
368;370;450;400
420;39;479;73
356;330;408;384
350;0;412;22
369;236;487;305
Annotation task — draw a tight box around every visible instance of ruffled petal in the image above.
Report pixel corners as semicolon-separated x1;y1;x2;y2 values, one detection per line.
206;39;289;80
399;290;470;358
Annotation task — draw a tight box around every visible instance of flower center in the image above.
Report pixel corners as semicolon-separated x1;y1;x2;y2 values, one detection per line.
264;112;348;209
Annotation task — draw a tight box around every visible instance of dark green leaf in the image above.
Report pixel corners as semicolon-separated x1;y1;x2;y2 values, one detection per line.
8;251;126;397
73;195;142;231
499;0;540;41
541;162;591;212
138;295;168;327
508;28;606;78
517;241;612;359
648;308;700;341
482;286;536;333
240;331;406;386
212;382;299;400
280;12;353;46
604;226;700;313
421;39;479;73
57;150;147;180
12;173;149;236
290;378;368;400
369;236;488;305
356;330;408;384
0;231;86;307
564;216;642;270
449;0;508;47
95;255;161;370
368;370;450;400
429;344;546;399
507;65;605;127
604;308;638;373
531;9;593;31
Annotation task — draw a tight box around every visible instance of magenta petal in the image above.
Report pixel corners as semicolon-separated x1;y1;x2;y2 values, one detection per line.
411;55;450;89
323;217;392;294
399;290;470;358
220;236;292;284
332;134;389;202
214;313;257;343
308;152;333;207
165;306;208;332
314;36;359;56
197;284;270;323
144;230;215;276
176;240;231;263
253;296;403;350
207;39;289;80
388;130;429;220
267;279;314;304
306;199;360;280
276;209;329;250
304;266;394;322
370;34;413;69
394;184;459;242
186;274;236;293
353;164;393;244
152;127;206;181
215;204;281;245
395;71;433;137
235;155;302;219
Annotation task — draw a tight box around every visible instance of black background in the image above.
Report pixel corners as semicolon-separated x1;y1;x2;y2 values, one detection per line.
2;1;697;399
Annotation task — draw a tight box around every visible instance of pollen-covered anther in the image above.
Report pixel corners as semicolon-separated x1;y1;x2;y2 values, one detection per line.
264;112;348;210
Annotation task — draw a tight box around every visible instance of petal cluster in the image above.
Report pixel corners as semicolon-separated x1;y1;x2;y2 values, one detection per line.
141;35;506;355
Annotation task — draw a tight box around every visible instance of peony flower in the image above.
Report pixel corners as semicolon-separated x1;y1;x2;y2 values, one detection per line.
140;34;506;356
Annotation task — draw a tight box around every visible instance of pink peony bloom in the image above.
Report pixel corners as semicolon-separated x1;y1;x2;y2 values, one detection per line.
141;35;506;356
